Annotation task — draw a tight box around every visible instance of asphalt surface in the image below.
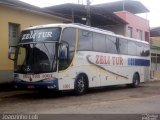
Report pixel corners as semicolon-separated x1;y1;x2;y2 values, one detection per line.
0;81;160;114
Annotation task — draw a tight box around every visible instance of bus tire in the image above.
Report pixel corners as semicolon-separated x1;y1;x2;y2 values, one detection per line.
74;74;88;95
127;73;140;88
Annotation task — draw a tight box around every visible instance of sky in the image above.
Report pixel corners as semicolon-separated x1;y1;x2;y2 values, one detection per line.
19;0;160;28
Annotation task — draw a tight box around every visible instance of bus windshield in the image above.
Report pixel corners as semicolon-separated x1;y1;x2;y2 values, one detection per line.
14;27;61;74
15;43;57;74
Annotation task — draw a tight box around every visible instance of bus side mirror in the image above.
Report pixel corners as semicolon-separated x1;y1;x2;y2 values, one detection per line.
8;46;16;61
59;43;69;60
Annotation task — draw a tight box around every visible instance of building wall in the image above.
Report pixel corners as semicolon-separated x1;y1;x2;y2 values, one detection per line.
0;5;65;83
106;25;125;36
151;36;160;47
115;11;150;41
150;36;160;70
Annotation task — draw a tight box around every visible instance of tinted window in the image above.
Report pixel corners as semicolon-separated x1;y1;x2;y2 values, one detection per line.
136;42;143;56
142;44;150;56
93;33;106;52
106;35;118;54
119;38;128;55
128;41;137;55
78;30;93;51
136;43;150;57
15;43;57;73
59;28;76;70
61;28;76;52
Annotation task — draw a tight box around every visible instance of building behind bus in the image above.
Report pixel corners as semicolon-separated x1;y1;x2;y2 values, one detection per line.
0;0;151;84
0;0;70;84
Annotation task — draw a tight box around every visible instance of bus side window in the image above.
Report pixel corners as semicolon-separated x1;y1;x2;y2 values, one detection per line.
106;35;118;54
136;43;143;56
119;38;128;55
59;28;76;70
93;32;106;53
137;43;149;57
142;44;150;57
78;30;93;51
128;41;137;56
59;43;68;60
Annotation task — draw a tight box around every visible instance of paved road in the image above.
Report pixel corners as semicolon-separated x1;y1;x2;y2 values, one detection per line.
0;81;160;114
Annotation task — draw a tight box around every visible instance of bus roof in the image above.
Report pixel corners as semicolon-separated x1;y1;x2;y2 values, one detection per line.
25;23;149;45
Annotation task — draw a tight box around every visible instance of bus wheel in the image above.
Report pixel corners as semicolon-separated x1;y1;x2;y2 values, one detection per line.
132;73;140;88
74;75;87;95
127;73;140;88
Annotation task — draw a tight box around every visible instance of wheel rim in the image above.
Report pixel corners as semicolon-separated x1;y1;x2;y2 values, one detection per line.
77;76;85;93
134;75;139;86
135;79;139;86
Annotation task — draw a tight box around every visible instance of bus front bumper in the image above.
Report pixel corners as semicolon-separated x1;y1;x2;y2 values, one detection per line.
14;78;59;90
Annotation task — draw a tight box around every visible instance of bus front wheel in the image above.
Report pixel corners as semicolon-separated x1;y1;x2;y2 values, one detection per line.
74;74;88;95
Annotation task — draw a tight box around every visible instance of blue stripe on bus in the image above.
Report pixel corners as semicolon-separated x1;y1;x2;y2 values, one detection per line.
128;58;150;66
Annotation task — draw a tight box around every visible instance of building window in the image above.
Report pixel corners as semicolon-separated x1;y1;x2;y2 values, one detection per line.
151;53;160;71
137;29;142;40
127;27;132;38
145;31;149;42
9;23;20;47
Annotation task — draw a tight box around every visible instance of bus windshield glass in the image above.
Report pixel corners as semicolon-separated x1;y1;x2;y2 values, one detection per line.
20;27;61;43
15;43;57;74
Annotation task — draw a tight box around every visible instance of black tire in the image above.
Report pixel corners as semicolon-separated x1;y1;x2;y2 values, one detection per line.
127;73;140;88
74;75;87;95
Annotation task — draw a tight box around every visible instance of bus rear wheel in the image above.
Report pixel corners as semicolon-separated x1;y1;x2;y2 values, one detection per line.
127;73;140;88
74;75;88;95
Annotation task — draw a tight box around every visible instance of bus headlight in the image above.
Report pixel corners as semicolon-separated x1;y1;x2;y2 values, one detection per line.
14;73;19;78
41;78;58;83
47;85;56;89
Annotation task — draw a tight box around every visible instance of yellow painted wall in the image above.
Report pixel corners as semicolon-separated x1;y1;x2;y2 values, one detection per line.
0;5;65;71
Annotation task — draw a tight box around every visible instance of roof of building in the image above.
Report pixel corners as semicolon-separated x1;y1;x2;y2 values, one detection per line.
0;0;70;21
94;0;149;14
46;3;128;27
0;0;148;28
150;27;160;37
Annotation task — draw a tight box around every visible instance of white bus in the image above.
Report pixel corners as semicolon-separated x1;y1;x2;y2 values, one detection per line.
12;23;150;95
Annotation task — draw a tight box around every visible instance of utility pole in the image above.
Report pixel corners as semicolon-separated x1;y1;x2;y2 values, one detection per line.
86;0;91;26
122;0;125;11
71;8;74;23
